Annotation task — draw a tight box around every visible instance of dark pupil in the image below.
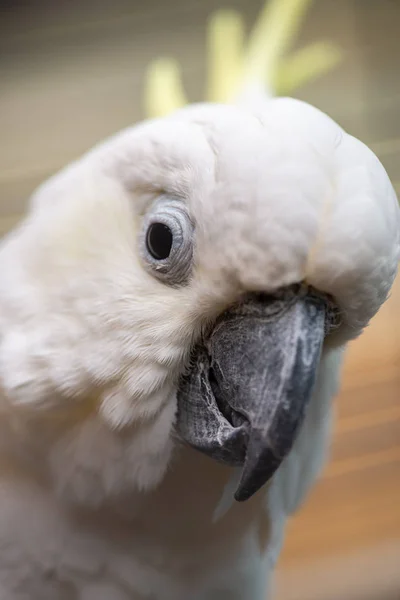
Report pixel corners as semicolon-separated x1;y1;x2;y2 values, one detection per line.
146;222;173;260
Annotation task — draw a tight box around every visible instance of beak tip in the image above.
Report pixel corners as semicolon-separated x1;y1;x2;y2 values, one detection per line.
233;458;276;502
234;479;270;502
234;490;249;503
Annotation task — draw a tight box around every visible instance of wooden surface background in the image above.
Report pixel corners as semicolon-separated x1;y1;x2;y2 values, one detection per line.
1;1;399;598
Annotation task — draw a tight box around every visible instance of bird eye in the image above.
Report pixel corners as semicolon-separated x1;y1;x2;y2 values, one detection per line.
146;222;173;260
140;197;194;286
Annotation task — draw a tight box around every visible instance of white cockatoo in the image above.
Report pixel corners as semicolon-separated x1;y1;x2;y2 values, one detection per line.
0;96;398;600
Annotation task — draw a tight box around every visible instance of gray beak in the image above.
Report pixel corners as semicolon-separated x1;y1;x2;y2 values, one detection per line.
177;285;336;502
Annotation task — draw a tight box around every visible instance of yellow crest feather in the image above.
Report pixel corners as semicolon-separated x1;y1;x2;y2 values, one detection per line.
143;0;343;118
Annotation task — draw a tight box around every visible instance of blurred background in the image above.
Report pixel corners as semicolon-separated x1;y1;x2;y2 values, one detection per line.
1;1;399;598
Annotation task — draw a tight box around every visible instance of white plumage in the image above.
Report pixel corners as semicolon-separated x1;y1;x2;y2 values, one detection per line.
0;98;398;599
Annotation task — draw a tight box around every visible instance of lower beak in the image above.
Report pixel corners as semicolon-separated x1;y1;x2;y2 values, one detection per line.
177;285;335;502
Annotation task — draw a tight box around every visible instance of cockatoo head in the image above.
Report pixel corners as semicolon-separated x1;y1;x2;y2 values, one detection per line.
0;98;398;503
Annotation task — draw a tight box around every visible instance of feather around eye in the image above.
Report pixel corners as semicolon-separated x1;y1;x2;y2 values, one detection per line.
139;197;194;286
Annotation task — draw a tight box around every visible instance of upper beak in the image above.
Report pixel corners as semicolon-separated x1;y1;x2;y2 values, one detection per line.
176;285;336;502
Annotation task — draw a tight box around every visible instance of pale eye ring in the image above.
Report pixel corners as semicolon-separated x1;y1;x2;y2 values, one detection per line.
139;197;194;285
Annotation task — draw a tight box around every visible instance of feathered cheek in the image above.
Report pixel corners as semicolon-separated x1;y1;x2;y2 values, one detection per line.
98;361;177;430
